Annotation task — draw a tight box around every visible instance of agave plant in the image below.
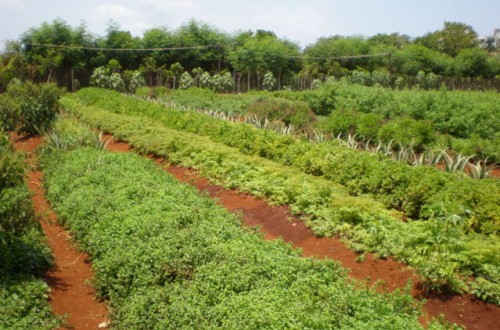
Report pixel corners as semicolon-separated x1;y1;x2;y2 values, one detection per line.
374;139;394;156
44;130;69;150
441;151;473;173
467;159;496;179
391;144;415;164
95;132;111;150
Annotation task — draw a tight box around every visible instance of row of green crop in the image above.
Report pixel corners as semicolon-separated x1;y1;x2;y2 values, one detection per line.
279;81;500;161
73;88;500;235
61;97;500;304
139;84;500;160
39;140;444;329
276;80;500;139
0;132;59;329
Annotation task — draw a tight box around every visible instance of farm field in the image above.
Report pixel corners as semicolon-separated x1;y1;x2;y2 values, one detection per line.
61;89;500;303
37;117;442;329
1;82;499;329
1;12;500;330
136;82;500;163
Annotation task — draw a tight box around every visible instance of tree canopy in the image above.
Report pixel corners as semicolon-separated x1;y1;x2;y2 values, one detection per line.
0;18;498;92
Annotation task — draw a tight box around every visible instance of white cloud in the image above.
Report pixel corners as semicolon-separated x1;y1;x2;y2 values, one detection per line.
0;0;26;10
91;4;137;19
140;0;195;9
88;3;154;35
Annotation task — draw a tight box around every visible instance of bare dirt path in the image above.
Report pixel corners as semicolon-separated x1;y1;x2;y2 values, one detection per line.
103;134;499;330
11;134;109;330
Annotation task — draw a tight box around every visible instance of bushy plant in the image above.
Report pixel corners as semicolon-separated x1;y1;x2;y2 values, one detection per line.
247;97;315;128
6;82;63;135
0;94;21;131
262;71;277;91
179;71;194;90
123;70;146;93
378;117;436;150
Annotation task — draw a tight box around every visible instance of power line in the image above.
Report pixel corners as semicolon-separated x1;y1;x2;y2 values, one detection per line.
24;43;214;52
286;52;390;60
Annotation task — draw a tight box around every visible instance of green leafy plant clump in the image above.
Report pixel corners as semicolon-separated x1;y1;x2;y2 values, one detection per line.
60;99;500;304
1;81;64;135
40;145;447;329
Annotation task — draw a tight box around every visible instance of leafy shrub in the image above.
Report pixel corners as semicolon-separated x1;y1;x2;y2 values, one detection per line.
179;72;194;90
262;71;277;91
247;97;315;128
123;70;145;93
6;82;63;135
0;94;21;131
0;276;60;330
378;117;436;150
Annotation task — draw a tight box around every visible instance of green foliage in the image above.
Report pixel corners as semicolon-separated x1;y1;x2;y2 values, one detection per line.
72;88;499;233
0;134;58;328
247;96;314;128
0;94;21;131
276;80;499;160
123;70;145;93
0;275;61;330
262;71;277;91
90;66;126;92
416;21;478;57
6;82;63;135
42;116;108;152
41;146;435;329
178;71;194;90
61;94;500;301
378;117;436;150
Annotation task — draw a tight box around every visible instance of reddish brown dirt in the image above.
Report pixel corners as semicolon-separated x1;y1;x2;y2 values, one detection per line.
103;135;500;330
435;162;500;178
10;134;109;330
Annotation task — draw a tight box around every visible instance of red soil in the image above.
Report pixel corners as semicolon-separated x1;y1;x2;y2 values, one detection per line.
10;134;109;330
103;135;500;330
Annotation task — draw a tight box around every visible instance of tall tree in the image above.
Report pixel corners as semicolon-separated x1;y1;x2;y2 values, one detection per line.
416;21;478;57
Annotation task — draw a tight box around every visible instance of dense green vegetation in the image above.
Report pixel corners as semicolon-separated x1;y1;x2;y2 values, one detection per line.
277;81;500;158
1;19;498;93
0;132;59;329
71;88;500;233
40;133;455;328
61;94;500;304
0;82;63;135
137;82;500;162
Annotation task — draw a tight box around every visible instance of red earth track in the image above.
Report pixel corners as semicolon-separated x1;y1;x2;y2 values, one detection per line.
103;134;499;330
10;134;109;330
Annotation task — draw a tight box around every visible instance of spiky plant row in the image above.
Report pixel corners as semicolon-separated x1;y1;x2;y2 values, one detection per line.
129;93;497;179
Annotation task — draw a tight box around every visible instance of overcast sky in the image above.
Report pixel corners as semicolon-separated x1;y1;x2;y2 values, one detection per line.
0;0;499;50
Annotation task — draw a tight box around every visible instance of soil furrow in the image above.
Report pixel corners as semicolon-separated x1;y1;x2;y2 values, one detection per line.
11;134;109;330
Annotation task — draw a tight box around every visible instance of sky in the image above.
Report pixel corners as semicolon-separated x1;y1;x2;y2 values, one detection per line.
0;0;499;50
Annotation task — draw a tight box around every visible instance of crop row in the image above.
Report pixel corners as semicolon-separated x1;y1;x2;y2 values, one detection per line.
74;88;499;235
0;133;59;329
61;97;500;303
40;138;438;329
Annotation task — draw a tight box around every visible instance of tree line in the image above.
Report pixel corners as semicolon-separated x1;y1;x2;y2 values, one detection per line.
0;19;499;92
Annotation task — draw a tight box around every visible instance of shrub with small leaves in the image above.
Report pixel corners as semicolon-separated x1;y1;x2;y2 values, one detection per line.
179;72;194;90
262;71;277;91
